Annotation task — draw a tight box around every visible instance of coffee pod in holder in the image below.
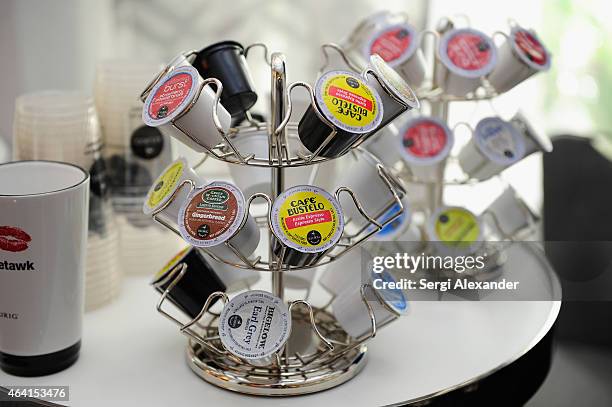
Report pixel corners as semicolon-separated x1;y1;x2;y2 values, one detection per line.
142;66;232;153
510;111;553;155
362;54;419;132
228;132;271;198
143;157;204;229
193;41;258;116
178;181;260;264
218;290;291;366
484;186;534;237
284;268;317;291
210;259;261;293
298;70;384;158
458;116;526;181
436;28;498;96
337;152;405;234
320;251;373;296
425;206;484;256
363;22;427;88
152;246;226;319
398;116;454;182
332;269;408;339
271;185;344;267
487;26;551;93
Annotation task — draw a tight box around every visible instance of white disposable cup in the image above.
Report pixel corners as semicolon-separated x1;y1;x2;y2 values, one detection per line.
336;152;404;234
484;186;533;237
458;116;527;181
425;206;484;256
178;181;260;265
142;66;231;153
143;157;204;230
487;27;551;94
0;161;88;369
332;269;408;339
228;133;271;198
436;28;498;96
361;22;427;88
362;54;419;130
397;116;454;182
510;111;553;155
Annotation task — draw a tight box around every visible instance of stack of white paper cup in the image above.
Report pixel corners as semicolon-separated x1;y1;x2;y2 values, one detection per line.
95;60;184;275
13;91;122;310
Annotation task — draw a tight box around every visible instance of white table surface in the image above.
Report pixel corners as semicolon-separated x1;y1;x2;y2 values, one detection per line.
1;244;561;406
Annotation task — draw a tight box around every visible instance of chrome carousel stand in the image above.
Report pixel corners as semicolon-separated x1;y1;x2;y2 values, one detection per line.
141;46;413;396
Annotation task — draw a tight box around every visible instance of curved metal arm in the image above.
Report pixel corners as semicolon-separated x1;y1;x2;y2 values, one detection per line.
244;42;271;65
318;43;362;75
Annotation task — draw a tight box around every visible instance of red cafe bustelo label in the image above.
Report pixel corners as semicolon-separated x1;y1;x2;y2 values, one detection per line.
512;28;550;70
364;23;418;66
440;28;497;77
399;117;454;165
142;66;200;126
315;70;383;134
271;185;344;254
178;181;246;248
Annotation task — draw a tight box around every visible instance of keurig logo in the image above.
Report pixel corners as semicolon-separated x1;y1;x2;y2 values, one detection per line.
228;314;242;328
0;312;19;320
0;226;31;252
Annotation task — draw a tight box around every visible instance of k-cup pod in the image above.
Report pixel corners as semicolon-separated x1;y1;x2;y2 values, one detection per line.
332;269;408;339
425;206;484;256
142;66;232;153
227;132;270;198
178;181;260;264
509;111;553;155
271;185;344;267
298;70;384;158
362;54;419;132
487;26;551;93
458;116;526;181
284;268;317;291
436;28;498;96
320;251;373;296
193;41;258;116
362;22;427;88
152;246;226;319
398;116;454;182
484;186;534;237
336;152;405;234
214;260;261;293
143;157;204;229
141;52;197;101
218;290;291;366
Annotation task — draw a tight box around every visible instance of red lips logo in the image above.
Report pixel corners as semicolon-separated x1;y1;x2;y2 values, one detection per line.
0;226;32;252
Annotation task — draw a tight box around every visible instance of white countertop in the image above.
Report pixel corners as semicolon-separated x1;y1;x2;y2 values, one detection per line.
1;243;560;406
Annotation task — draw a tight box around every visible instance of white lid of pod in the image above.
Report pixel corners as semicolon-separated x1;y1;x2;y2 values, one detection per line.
218;290;291;361
426;206;484;255
142;66;201;127
474;116;526;165
368;54;419;109
363;22;420;67
314;70;384;134
438;28;498;78
510;27;551;71
397;116;454;165
143;157;190;215
271;185;344;254
178;181;247;248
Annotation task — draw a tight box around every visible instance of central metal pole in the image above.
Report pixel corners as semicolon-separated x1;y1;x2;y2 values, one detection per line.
270;52;287;300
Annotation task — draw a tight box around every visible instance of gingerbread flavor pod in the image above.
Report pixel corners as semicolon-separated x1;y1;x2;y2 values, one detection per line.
178;181;260;265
